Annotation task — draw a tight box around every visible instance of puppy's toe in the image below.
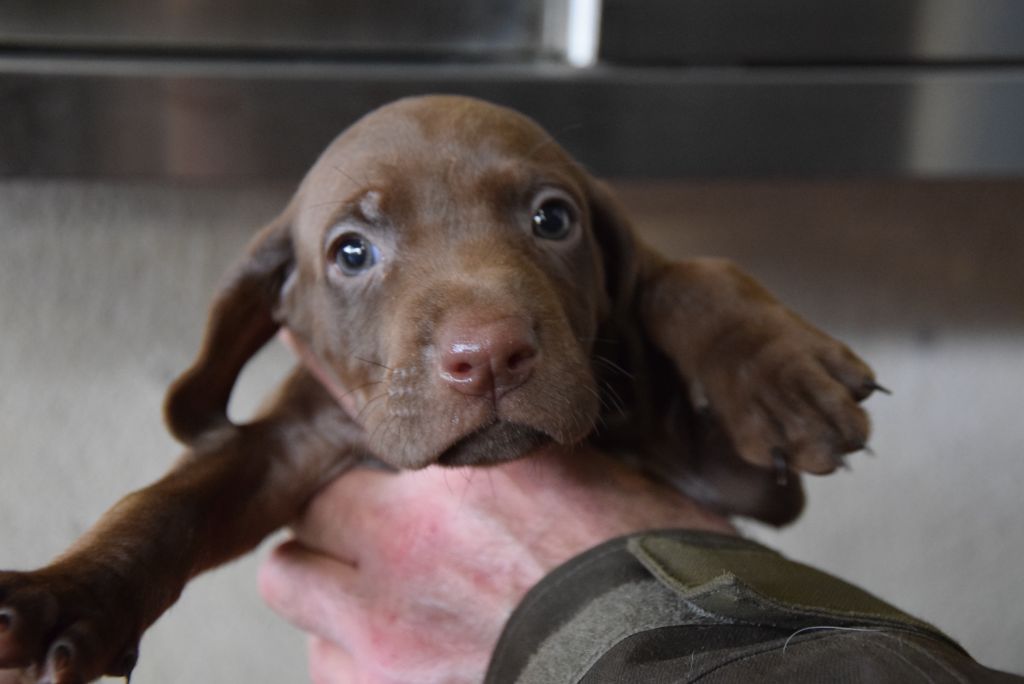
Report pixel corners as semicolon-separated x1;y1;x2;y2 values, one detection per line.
818;342;882;402
0;570;139;683
723;404;787;470
720;357;872;476
0;572;59;668
41;620;134;684
786;438;848;475
797;367;872;454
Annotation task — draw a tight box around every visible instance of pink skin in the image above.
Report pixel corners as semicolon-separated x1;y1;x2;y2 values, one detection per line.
260;332;735;684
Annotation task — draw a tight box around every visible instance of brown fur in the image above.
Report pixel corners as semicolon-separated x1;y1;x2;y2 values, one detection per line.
0;96;876;683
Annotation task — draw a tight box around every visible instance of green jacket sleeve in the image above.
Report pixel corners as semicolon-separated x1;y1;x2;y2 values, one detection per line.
486;530;1021;683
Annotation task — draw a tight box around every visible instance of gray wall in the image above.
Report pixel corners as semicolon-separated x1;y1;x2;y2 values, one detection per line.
1;179;1021;680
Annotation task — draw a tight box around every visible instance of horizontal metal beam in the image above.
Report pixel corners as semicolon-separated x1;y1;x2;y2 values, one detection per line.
0;0;546;60
601;0;1024;65
3;57;1024;179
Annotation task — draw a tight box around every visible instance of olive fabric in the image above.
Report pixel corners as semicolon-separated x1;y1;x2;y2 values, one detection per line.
486;530;1022;683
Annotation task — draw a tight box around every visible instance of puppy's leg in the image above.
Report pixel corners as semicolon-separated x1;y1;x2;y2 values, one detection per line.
0;369;360;683
641;257;878;477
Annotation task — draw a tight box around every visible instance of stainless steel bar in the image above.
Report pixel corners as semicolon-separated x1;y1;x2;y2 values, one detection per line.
3;57;1024;179
600;0;1024;65
0;0;545;60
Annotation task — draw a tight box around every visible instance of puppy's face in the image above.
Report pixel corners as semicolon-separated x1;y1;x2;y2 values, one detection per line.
280;97;608;468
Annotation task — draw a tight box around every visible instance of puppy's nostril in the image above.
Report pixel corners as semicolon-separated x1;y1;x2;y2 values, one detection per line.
453;361;474;375
506;348;536;372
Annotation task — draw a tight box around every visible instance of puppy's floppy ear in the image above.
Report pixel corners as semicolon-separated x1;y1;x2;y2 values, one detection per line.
164;208;295;445
585;178;668;309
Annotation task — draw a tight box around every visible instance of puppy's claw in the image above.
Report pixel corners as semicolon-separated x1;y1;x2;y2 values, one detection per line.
0;573;142;683
42;640;77;684
832;453;852;471
53;643;72;669
0;608;13;633
0;603;38;666
109;645;139;680
771;448;790;486
864;380;891;396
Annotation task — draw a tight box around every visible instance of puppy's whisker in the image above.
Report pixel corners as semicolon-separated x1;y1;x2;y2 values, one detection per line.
593;355;635;380
580;382;602;402
331;164;363;188
336;380;382;404
598;391;624;419
523;134;561;162
598;374;626;411
597;385;626;417
354;391;389;423
366;410;398;449
307;198;351;211
352;356;394;372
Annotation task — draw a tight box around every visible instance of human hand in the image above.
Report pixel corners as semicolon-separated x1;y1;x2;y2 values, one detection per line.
259;445;734;684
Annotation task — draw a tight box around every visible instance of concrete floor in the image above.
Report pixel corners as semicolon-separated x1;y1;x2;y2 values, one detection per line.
1;179;1021;681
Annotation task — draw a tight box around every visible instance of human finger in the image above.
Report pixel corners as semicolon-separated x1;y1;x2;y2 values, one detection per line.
258;540;364;648
308;636;356;684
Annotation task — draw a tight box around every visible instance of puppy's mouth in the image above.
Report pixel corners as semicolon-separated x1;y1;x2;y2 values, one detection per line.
435;420;552;466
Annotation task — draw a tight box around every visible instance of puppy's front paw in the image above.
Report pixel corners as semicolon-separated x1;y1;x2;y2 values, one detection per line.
0;569;140;684
700;317;881;477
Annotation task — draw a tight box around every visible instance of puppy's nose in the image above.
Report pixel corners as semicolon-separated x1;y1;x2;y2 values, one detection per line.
437;316;539;398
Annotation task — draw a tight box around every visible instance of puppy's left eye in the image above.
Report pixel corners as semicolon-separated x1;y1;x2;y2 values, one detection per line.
531;197;576;241
330;232;379;275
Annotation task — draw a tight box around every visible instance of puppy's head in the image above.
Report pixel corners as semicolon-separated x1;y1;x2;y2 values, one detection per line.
167;96;636;469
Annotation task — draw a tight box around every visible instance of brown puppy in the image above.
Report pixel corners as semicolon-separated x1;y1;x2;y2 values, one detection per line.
0;95;877;683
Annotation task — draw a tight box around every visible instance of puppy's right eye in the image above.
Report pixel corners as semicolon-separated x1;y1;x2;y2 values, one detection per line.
330;232;378;275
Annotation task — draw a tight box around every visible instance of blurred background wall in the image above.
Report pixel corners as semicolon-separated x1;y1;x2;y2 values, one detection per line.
2;1;1022;680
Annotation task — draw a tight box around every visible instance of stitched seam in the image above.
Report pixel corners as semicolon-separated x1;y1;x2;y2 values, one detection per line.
688;631;837;682
674;570;958;650
630;535;736;600
690;631;958;684
632;535;959;650
634;540;947;644
745;586;930;631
